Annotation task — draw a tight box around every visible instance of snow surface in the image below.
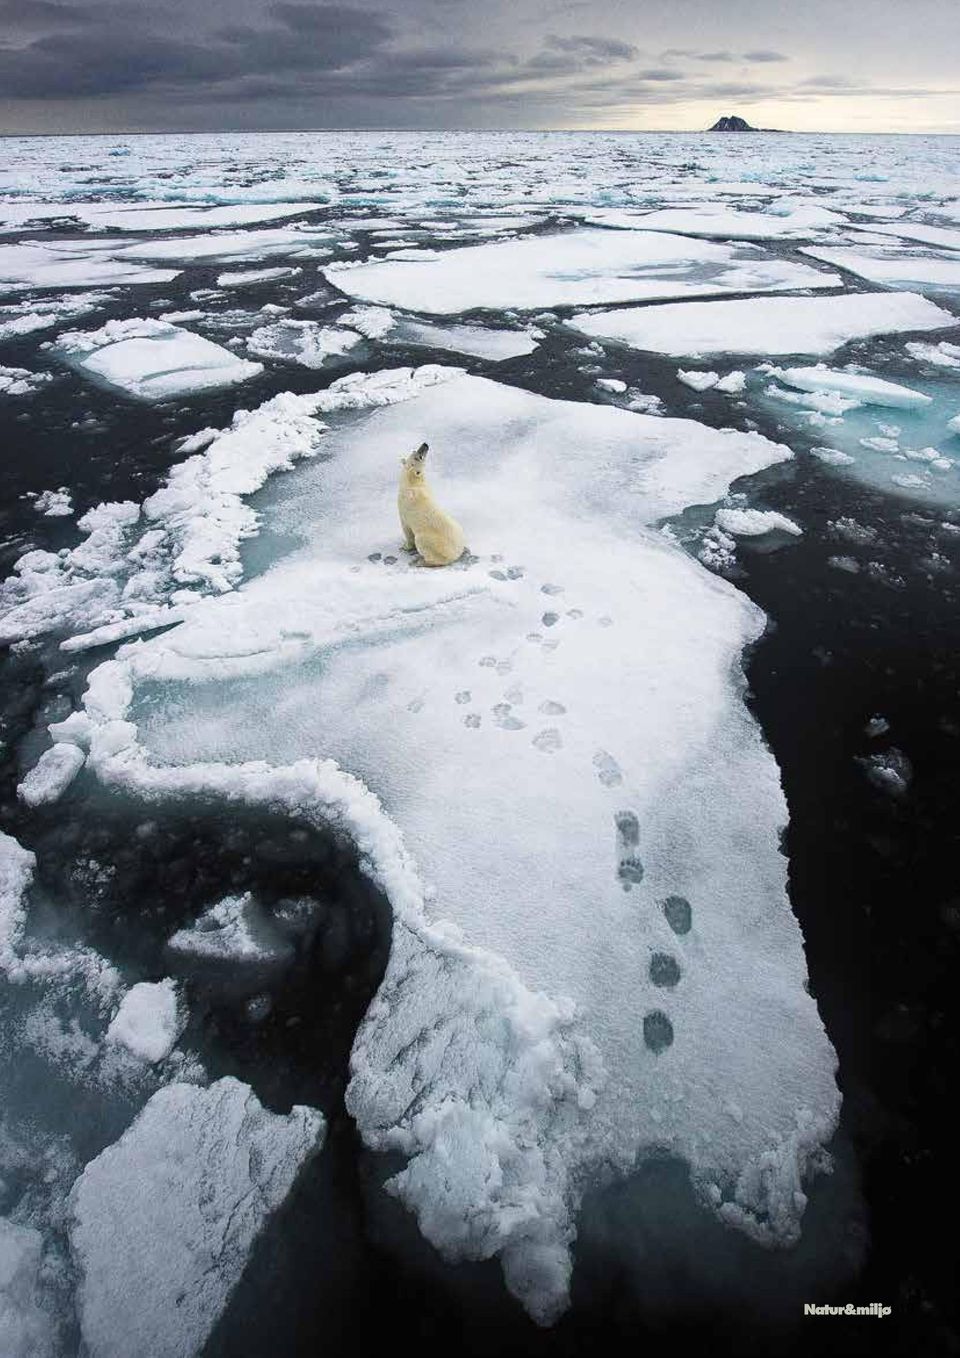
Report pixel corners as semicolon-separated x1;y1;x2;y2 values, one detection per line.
574;291;955;357
69;1078;324;1358
104;979;182;1063
54;318;263;401
325;227;839;313
59;368;838;1324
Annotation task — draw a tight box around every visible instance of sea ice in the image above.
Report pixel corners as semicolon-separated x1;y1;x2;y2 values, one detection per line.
53;318;263;400
583;203;843;239
906;340;960;369
33;488;73;517
324;228;839;313
69;1078;324;1358
0;1217;59;1358
573;291;954;357
388;318;541;361
715;508;803;537
64;369;837;1324
677;369;720;392
0;242;178;291
216;266;303;287
104;979;182;1063
17;743;85;807
246;318;363;368
802;245;960;290
774;366;932;410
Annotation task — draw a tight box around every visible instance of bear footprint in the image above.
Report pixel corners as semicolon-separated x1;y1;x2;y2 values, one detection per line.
594;750;623;788
643;1010;674;1053
649;953;681;988
662;895;692;935
615;810;644;889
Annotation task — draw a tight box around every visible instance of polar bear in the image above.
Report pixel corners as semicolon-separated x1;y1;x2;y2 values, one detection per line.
397;442;466;566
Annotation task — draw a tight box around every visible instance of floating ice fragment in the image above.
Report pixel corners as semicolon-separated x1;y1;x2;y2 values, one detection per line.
715;508;802;538
104;978;183;1063
17;742;85;807
69;1079;324;1358
54;318;262;401
677;369;720;392
776;365;932;411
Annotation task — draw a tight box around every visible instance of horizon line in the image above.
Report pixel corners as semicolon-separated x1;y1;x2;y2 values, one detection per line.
2;125;959;138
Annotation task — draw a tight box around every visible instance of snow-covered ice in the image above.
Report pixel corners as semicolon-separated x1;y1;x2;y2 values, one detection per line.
0;1217;59;1358
69;1078;324;1358
17;743;85;807
247;318;363;369
574;291;955;357
58;368;838;1324
54;318;263;400
774;366;933;410
104;979;182;1063
802;245;960;291
325;228;839;313
715;508;803;538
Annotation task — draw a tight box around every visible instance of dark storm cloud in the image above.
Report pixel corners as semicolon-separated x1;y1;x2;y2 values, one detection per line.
0;0;955;131
0;1;395;98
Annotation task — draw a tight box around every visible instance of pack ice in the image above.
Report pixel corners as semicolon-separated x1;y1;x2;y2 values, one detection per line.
69;1078;324;1358
54;318;263;400
62;368;839;1325
324;227;839;313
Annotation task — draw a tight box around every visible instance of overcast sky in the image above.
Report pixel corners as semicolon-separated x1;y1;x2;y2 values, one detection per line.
1;0;958;135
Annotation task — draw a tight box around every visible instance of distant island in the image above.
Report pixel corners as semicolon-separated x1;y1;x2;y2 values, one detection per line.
708;114;784;132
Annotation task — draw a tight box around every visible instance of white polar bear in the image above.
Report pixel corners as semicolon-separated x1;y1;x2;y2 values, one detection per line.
397;442;466;567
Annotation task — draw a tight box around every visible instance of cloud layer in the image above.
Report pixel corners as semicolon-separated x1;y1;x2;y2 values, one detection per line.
0;0;956;132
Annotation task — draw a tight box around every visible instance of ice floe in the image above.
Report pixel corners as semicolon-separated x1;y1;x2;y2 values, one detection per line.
573;291;954;357
325;228;839;313
69;1078;324;1358
583;203;843;239
773;366;933;410
53;318;263;400
55;368;837;1324
803;245;960;291
247;318;363;369
0;242;179;292
104;979;182;1064
17;743;85;807
0;1217;59;1358
715;508;803;538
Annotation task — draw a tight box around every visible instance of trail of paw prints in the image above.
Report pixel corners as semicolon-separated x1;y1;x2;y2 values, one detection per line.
642;896;692;1055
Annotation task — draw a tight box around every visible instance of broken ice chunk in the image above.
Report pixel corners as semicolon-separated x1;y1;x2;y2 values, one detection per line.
17;742;85;807
69;1078;324;1358
54;318;262;401
104;978;183;1063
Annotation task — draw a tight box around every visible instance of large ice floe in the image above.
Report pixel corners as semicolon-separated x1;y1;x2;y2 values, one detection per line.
573;291;955;357
53;318;263;400
43;366;840;1325
802;244;960;291
324;227;840;313
69;1078;324;1358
